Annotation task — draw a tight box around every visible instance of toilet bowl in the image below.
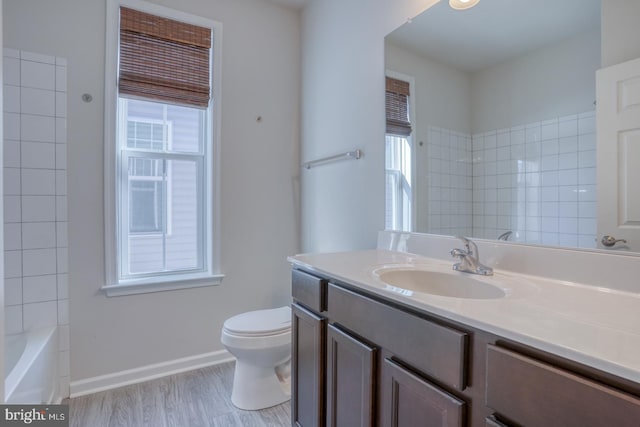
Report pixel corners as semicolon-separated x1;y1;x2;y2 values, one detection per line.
221;306;292;410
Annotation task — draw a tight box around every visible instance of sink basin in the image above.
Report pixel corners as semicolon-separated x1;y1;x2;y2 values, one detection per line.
374;268;506;299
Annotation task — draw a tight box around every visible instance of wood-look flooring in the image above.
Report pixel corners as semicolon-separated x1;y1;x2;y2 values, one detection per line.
68;362;291;427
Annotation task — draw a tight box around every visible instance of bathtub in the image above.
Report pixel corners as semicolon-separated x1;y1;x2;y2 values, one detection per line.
5;327;58;404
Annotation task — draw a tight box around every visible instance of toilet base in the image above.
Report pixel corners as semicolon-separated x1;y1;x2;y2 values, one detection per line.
230;359;291;410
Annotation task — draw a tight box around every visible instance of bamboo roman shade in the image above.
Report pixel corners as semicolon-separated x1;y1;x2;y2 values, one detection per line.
385;77;412;136
119;7;212;108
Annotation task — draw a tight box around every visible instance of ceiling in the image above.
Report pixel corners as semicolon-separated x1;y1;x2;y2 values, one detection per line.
386;0;601;72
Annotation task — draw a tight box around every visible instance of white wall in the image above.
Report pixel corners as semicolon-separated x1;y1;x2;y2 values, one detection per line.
601;0;640;67
470;29;600;133
385;41;471;135
3;0;300;385
300;0;438;252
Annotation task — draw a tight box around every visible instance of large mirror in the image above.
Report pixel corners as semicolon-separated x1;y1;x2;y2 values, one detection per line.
383;0;625;251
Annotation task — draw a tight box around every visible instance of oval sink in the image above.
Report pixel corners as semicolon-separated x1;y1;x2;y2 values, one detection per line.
374;268;505;299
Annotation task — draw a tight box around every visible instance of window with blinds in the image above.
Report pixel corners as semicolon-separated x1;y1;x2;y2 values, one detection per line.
385;76;413;232
385;77;412;137
118;7;212;108
104;0;222;295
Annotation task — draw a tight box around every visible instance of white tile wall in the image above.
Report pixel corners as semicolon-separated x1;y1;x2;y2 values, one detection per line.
425;126;473;237
23;301;58;330
4;112;20;140
5;278;23;306
22;222;57;249
423;112;597;249
4;250;22;279
4;140;20;167
22;248;58;277
472;111;597;248
22;275;57;304
22;142;56;169
3;168;20;195
22;196;56;222
21;61;55;90
4;223;22;250
57;273;69;300
21;169;56;195
3;48;70;399
5;306;23;334
21;87;55;116
21;114;56;142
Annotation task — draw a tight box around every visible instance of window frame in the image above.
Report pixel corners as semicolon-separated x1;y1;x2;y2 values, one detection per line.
103;0;223;297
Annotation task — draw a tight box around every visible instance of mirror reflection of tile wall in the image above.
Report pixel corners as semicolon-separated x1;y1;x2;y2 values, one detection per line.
424;127;473;237
426;110;597;248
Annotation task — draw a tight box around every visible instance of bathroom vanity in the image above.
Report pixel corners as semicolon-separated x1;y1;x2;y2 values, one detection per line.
288;240;640;427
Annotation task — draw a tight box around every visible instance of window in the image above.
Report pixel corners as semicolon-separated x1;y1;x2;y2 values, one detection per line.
385;76;413;231
104;0;223;296
385;135;412;231
129;157;164;234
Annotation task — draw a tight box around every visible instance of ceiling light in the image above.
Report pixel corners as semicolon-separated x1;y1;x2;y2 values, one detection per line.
449;0;480;10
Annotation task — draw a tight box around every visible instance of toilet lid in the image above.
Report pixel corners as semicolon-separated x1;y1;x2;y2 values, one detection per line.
223;306;291;337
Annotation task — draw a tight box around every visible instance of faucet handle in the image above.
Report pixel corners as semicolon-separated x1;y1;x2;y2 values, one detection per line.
454;235;477;256
450;248;466;258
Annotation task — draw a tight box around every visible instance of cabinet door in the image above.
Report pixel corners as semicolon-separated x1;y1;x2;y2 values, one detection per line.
326;324;376;427
381;358;465;427
292;303;326;427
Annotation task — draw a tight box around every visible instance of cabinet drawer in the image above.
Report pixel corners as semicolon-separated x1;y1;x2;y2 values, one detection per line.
327;283;468;390
486;345;640;427
292;269;327;313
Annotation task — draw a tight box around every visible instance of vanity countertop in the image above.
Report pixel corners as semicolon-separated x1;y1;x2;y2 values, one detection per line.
289;249;640;383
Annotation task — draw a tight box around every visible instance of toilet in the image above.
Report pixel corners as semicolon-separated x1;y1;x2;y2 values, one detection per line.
220;306;292;410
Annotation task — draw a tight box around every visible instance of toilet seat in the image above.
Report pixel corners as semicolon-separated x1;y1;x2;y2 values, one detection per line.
223;306;291;337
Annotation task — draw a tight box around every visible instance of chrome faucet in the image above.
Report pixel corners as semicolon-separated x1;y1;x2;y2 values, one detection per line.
450;236;493;276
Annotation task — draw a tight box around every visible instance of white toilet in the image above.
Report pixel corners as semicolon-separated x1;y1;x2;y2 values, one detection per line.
220;306;292;410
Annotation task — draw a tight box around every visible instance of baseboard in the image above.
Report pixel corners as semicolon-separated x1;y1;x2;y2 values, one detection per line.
69;350;234;398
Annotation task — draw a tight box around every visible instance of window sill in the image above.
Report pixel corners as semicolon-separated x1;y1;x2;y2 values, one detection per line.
101;273;225;297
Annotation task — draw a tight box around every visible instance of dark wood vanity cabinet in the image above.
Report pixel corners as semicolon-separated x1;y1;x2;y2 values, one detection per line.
292;268;470;426
291;268;640;427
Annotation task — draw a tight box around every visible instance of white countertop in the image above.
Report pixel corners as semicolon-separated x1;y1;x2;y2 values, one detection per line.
289;249;640;383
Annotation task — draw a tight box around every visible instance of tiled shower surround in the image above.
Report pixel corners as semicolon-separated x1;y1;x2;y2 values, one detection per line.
3;48;70;397
425;127;473;237
426;111;597;249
